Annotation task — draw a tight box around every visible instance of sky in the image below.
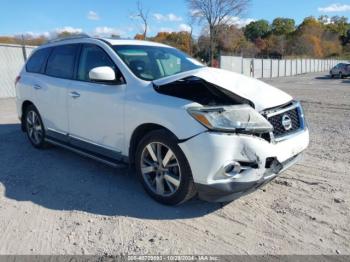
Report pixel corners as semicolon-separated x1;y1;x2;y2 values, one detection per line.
0;0;349;38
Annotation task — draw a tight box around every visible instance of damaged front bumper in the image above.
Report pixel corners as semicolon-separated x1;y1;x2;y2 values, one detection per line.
195;154;301;202
179;129;309;202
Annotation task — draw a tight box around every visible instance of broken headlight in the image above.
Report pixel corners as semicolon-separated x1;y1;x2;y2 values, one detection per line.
188;105;273;134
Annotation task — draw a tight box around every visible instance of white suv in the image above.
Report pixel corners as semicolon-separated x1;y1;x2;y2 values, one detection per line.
15;36;309;205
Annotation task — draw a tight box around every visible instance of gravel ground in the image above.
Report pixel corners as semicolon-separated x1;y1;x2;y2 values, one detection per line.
0;73;349;255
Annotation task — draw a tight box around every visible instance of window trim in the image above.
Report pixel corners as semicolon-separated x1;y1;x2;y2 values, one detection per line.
74;43;126;86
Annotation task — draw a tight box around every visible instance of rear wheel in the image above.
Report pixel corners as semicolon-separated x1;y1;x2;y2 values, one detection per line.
24;105;47;149
135;130;196;205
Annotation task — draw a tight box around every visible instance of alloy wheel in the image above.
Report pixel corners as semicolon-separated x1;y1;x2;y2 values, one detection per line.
26;110;43;145
140;142;181;197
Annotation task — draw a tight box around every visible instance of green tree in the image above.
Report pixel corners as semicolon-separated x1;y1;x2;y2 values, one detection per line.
298;17;323;37
318;15;329;24
327;16;350;36
244;20;270;41
342;29;350;45
287;17;343;58
272;18;295;35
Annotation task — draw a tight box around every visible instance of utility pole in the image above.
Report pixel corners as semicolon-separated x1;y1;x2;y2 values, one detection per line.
21;34;27;62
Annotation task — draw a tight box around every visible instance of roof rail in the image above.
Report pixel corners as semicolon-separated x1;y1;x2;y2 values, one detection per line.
45;33;91;44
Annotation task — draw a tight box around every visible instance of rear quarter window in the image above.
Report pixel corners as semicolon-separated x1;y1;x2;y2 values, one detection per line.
45;44;79;79
26;48;51;73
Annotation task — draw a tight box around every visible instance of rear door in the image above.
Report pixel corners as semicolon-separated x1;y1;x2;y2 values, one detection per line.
346;64;350;75
67;43;126;155
333;64;340;74
17;47;52;118
37;44;79;138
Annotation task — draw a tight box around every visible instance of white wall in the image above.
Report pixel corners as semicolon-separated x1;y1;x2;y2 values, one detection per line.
0;44;36;98
220;55;348;79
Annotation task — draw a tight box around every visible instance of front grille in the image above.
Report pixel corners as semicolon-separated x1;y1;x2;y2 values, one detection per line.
267;107;301;138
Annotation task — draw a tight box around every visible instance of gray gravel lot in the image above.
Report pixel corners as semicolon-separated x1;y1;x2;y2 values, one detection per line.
0;73;349;255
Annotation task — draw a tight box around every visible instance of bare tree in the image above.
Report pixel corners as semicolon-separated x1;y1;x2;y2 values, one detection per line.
136;1;149;39
187;16;196;56
187;0;250;65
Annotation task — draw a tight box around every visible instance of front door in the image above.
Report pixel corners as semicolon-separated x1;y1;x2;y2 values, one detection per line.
68;44;126;156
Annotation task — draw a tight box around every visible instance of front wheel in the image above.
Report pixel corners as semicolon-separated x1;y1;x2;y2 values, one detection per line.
135;130;196;205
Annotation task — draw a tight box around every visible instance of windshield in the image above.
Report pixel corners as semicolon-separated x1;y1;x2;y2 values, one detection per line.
113;45;204;81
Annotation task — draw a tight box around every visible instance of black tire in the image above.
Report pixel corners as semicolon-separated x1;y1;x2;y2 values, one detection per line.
339;72;344;79
330;74;334;78
24;104;48;149
135;129;197;205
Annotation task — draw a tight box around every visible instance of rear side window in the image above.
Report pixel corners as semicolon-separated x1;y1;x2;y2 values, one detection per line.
46;44;78;79
26;48;51;73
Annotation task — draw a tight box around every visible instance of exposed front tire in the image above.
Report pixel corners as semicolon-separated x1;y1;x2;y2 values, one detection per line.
135;130;196;205
24;105;48;149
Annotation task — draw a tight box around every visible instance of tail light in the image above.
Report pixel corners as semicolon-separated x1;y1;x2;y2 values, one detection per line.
15;76;21;86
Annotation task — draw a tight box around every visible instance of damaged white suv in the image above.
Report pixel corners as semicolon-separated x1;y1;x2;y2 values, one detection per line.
16;36;309;205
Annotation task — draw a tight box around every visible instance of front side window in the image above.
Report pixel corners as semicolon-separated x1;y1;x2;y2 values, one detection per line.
77;44;118;82
26;47;51;73
113;45;204;81
46;44;78;79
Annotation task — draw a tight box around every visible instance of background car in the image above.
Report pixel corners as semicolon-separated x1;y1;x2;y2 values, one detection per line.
330;63;350;79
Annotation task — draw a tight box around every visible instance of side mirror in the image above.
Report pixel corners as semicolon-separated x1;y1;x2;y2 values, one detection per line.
89;66;116;82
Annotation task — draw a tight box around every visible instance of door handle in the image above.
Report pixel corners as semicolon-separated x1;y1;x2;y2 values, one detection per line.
69;91;81;99
33;84;42;90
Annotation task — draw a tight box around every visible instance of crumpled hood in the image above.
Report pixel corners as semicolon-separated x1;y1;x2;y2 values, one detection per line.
153;67;293;112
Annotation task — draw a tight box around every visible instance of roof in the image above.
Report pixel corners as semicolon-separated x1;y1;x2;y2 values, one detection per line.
40;35;171;49
101;38;171;48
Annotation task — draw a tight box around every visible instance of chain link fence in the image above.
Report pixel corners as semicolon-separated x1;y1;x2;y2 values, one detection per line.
220;55;349;79
0;44;36;98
